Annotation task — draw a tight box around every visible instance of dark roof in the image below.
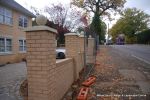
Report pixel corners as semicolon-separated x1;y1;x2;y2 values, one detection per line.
0;0;35;17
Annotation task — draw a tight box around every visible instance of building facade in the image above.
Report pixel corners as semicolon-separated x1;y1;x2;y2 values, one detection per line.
0;0;35;65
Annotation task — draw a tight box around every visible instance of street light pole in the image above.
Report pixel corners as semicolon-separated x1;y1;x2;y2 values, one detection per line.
81;31;86;73
107;23;109;43
84;31;86;71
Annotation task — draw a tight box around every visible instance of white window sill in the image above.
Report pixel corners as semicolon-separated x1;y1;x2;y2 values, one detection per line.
18;26;27;30
0;52;13;55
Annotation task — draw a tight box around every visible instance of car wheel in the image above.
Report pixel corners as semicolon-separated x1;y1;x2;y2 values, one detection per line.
58;52;65;59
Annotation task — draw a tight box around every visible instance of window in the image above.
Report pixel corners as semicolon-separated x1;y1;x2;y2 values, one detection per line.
19;40;26;52
19;16;28;27
0;6;12;25
0;37;12;53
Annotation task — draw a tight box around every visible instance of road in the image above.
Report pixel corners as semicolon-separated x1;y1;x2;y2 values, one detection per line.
111;45;150;65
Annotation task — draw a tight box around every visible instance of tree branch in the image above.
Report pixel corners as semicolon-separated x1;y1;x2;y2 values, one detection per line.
83;2;96;13
99;2;115;15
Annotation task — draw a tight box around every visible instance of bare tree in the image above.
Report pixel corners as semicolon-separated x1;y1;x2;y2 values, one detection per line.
45;3;84;31
31;3;86;45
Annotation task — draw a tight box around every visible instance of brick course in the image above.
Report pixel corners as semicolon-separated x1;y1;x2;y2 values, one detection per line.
25;27;57;100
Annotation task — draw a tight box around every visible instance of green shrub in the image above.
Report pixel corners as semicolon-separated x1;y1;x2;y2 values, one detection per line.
136;29;150;44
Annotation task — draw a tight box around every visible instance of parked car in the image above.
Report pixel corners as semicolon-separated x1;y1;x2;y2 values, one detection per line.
106;40;113;45
56;48;66;59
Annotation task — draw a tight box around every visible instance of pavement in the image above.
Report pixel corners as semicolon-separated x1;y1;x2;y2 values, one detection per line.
0;62;26;100
110;45;150;94
110;45;150;80
110;45;150;93
90;45;150;100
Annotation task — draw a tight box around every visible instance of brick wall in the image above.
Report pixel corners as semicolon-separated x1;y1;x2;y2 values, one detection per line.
0;53;26;64
25;26;93;100
55;58;74;100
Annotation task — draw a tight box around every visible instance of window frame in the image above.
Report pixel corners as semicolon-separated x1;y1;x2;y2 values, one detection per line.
0;6;13;25
19;39;26;52
18;15;28;28
0;37;12;54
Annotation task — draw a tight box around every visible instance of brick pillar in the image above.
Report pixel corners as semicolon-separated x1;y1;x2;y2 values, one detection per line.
25;26;57;100
78;35;85;69
87;37;95;64
78;35;85;52
65;33;80;80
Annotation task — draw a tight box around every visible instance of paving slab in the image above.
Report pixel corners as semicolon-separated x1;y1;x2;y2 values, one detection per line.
136;81;150;94
0;62;26;100
119;69;146;81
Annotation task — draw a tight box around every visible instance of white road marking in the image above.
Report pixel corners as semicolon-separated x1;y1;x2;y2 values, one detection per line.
132;55;150;65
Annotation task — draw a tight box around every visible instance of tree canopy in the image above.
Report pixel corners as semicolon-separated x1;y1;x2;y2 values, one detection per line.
72;0;126;44
136;29;150;44
72;0;126;16
110;8;150;43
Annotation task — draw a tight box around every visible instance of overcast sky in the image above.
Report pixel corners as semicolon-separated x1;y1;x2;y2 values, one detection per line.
125;0;150;14
15;0;150;28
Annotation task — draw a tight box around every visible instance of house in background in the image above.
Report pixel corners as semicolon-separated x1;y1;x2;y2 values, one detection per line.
0;0;35;65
